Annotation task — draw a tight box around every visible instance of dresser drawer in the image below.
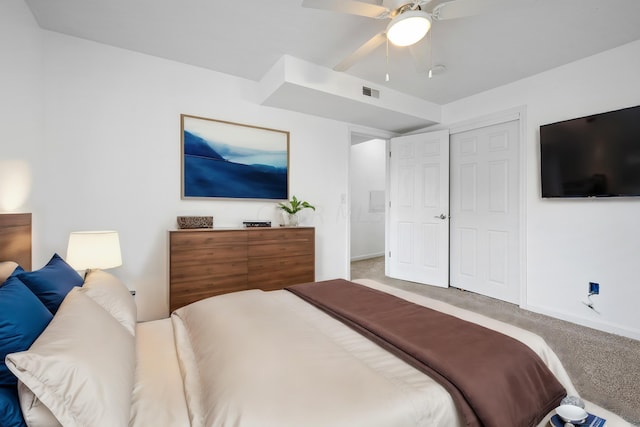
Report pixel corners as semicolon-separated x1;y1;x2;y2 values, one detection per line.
169;227;314;311
171;230;246;251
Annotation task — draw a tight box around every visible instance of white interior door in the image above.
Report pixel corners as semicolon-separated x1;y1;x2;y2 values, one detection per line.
450;120;520;303
388;130;450;287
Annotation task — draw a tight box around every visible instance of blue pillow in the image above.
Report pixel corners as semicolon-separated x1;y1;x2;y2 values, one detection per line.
8;266;24;279
0;266;24;289
17;253;83;314
0;276;53;386
0;386;27;427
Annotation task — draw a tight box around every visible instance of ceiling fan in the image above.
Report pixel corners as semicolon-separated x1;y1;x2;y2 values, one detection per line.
302;0;509;72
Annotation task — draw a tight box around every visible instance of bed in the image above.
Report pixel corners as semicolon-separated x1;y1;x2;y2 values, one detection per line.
0;213;633;427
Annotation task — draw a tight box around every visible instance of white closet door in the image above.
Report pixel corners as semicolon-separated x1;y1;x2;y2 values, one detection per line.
450;120;520;303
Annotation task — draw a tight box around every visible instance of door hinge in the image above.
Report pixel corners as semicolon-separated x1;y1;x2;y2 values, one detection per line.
388;251;391;258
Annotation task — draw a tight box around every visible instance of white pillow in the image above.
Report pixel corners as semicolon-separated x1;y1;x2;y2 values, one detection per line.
17;381;61;427
0;261;19;283
6;288;136;427
80;269;137;335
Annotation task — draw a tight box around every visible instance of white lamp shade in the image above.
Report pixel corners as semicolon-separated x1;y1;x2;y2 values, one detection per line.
66;231;122;270
386;10;431;47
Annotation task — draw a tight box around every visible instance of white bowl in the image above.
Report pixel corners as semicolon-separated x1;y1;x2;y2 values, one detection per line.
556;404;588;423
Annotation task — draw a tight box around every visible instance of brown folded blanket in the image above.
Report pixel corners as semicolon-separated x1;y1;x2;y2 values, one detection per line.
286;279;566;427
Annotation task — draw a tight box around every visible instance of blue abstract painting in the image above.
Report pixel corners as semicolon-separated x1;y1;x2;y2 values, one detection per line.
181;115;289;200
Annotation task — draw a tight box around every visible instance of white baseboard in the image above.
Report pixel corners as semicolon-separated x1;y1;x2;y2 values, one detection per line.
350;252;385;262
522;303;640;341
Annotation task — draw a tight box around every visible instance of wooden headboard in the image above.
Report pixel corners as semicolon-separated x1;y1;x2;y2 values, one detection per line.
0;213;32;271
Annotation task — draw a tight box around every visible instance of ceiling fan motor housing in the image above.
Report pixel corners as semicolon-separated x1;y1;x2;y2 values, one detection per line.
382;0;431;17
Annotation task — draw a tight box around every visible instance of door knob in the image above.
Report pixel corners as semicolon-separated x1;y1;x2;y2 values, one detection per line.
434;214;447;220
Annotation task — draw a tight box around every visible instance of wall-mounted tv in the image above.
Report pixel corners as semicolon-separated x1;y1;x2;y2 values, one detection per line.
540;104;640;198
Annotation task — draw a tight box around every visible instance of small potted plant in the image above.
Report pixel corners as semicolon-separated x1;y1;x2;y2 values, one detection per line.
277;195;315;226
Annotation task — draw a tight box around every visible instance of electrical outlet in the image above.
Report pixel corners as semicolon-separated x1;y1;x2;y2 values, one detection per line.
589;282;600;295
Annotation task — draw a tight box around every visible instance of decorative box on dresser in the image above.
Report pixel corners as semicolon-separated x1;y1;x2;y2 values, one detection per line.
169;227;315;312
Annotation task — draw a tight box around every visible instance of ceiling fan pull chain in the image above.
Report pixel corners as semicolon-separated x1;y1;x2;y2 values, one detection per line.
428;23;433;79
385;37;390;82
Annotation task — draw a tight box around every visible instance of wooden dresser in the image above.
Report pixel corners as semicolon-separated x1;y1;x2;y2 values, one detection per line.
169;227;315;311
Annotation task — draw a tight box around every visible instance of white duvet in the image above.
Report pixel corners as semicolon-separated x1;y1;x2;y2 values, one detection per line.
130;279;632;427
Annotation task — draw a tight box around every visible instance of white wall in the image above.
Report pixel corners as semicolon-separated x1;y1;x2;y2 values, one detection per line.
350;139;386;260
2;2;353;320
0;0;43;213
5;0;639;337
442;40;640;340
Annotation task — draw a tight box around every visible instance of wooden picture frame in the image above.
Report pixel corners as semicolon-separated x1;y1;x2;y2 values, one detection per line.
181;114;289;200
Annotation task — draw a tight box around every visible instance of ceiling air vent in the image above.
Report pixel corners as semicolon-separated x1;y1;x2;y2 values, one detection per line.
362;86;380;99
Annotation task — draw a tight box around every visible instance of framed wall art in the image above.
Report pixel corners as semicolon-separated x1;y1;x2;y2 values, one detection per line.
181;114;289;200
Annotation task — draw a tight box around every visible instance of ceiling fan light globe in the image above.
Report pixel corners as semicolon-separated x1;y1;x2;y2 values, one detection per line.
386;11;431;47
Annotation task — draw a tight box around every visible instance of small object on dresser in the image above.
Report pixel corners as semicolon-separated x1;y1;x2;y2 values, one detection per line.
243;221;271;228
549;406;606;427
560;396;585;409
177;216;213;229
555;405;588;424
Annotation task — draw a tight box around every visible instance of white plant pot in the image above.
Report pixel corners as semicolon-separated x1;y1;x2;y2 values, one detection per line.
287;213;299;226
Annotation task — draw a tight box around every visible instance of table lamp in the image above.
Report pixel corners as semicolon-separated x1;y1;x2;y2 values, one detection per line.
66;230;122;273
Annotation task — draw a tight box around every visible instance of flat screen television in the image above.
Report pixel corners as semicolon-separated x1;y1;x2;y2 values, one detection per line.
540;104;640;198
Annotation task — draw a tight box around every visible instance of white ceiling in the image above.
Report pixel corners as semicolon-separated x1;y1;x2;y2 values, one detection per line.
25;0;640;106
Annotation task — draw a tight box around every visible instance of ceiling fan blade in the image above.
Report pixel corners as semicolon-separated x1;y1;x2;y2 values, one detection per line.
302;0;390;19
334;32;387;71
431;0;510;21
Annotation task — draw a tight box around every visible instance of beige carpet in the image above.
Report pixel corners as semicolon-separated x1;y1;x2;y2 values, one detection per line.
351;257;640;426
